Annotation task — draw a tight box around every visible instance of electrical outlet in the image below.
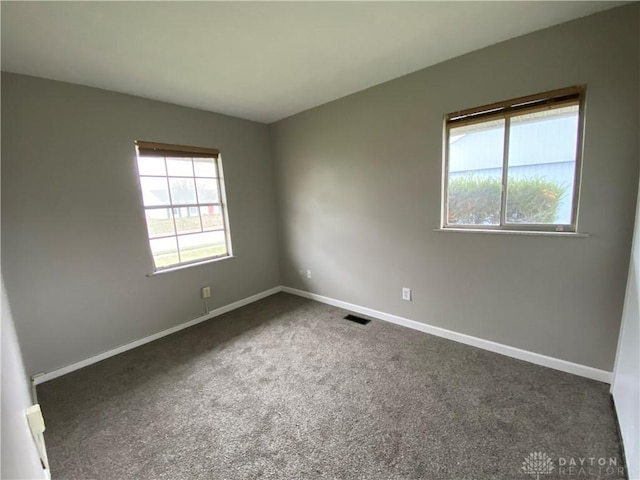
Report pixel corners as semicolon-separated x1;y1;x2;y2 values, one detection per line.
402;287;412;301
25;404;45;435
201;286;211;299
306;269;312;279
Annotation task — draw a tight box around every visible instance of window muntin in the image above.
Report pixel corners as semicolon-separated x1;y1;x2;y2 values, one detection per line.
135;141;231;271
443;86;584;232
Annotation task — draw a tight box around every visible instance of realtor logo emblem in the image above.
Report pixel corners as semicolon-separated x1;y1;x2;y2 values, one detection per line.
522;452;555;479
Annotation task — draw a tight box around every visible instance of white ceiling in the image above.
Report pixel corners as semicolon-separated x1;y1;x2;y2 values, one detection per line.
1;1;627;124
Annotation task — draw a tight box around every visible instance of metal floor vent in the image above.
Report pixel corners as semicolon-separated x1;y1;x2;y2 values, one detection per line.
344;314;371;325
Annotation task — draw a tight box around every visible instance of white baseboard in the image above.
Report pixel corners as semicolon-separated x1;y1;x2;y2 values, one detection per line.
281;286;613;384
33;286;283;385
34;284;612;386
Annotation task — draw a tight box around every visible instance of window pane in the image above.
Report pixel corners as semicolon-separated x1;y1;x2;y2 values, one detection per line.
140;177;170;206
194;158;217;177
150;237;179;268
145;208;175;238
169;177;197;205
137;156;166;176
447;120;505;225
200;205;224;231
166;157;194;177
505;105;578;225
196;178;219;203
173;207;202;234
178;231;227;263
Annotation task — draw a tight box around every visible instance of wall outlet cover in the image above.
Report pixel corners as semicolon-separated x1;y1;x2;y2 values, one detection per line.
402;287;412;301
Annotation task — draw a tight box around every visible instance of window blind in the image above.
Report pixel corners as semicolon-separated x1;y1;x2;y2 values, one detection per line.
135;141;219;159
446;86;584;127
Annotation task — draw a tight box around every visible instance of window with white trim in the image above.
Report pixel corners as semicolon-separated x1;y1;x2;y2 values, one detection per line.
134;141;232;271
443;86;584;232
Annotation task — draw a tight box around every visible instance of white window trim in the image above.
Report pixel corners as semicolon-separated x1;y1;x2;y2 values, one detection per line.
146;254;236;277
441;86;586;234
134;141;233;273
433;228;589;238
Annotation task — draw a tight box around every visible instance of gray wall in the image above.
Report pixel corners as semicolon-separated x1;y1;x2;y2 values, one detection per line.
1;277;47;479
3;5;638;378
2;73;281;375
271;4;640;371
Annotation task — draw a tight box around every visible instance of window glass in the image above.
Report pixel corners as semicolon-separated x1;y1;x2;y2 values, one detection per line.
135;142;231;271
447;120;505;226
443;87;583;232
505;106;579;225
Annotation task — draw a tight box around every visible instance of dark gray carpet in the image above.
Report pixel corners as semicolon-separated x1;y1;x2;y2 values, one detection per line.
38;292;624;479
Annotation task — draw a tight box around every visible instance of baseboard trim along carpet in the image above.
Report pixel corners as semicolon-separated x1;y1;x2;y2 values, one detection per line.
34;285;612;385
281;286;613;384
32;286;283;385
